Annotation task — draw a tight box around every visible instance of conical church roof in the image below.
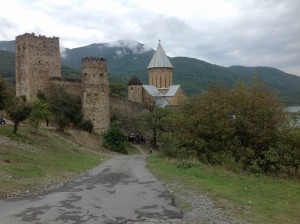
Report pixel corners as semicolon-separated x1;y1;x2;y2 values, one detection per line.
128;75;142;85
147;41;173;69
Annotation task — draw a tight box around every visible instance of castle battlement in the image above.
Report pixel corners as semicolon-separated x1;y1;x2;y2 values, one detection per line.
16;33;59;42
15;32;110;134
82;57;106;62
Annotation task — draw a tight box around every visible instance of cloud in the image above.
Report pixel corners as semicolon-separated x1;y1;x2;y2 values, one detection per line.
0;0;300;75
106;40;152;58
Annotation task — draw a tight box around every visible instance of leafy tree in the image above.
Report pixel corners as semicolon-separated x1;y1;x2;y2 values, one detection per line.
0;78;13;110
102;121;127;154
174;78;287;172
47;86;82;131
5;96;32;134
141;98;175;146
29;99;51;133
109;83;126;97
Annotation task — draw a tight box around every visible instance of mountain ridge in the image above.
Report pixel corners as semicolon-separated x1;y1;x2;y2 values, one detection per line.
0;39;299;105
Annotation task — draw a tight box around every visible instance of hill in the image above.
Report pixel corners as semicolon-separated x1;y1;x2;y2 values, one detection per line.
0;39;300;104
0;50;15;83
0;125;108;198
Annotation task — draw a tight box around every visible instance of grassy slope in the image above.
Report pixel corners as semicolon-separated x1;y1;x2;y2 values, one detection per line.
0;124;110;197
148;156;300;224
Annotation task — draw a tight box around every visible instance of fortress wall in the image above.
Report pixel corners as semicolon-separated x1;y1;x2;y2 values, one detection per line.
15;33;61;101
110;95;147;117
81;57;110;134
50;78;82;96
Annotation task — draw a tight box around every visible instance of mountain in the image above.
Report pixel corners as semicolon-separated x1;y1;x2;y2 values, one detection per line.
0;40;15;52
0;50;15;83
0;39;300;105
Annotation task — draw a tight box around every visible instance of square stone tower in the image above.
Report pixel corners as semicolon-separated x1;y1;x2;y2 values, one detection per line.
15;33;61;101
81;57;110;134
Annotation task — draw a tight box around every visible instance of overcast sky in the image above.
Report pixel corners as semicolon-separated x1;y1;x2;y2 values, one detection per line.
1;0;300;76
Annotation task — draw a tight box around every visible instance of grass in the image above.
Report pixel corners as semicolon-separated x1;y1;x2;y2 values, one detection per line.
147;156;300;224
0;124;108;197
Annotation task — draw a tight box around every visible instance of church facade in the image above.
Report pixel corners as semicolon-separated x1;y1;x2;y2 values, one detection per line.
128;42;185;107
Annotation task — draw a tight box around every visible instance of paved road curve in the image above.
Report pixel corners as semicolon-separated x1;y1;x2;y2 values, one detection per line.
0;155;183;224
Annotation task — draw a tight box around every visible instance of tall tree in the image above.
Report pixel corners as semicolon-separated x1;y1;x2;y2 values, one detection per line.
47;86;82;131
0;78;13;110
141;98;174;146
174;78;286;170
5;96;32;134
29;99;51;133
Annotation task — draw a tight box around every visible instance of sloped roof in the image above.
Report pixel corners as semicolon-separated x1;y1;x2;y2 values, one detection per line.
164;85;180;96
128;76;142;85
147;42;173;69
143;85;181;97
142;85;163;96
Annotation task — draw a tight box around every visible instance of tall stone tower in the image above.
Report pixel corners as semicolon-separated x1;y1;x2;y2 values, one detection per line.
81;57;110;134
15;33;61;101
147;41;173;88
128;76;143;103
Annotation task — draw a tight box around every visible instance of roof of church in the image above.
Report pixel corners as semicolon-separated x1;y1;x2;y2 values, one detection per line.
128;76;142;85
142;85;180;97
147;41;173;69
164;85;180;96
142;85;163;97
142;85;182;107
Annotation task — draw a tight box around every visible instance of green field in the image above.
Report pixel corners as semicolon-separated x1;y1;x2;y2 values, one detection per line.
0;124;108;197
148;156;300;224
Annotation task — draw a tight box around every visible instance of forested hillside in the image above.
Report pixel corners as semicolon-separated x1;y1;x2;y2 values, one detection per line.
0;39;300;104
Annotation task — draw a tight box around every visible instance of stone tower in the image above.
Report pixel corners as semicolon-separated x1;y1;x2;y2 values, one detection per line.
128;76;143;103
147;41;173;88
81;57;110;134
15;33;61;101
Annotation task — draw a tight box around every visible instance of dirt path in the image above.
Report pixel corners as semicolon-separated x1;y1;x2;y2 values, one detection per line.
0;155;183;224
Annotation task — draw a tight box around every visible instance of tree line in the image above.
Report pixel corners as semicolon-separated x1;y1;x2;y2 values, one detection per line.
1;77;299;178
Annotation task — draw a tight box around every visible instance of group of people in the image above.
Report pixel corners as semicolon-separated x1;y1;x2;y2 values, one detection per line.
127;132;153;154
127;133;146;144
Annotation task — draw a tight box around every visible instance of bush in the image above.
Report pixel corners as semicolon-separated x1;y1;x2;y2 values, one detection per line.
78;119;93;133
102;121;127;154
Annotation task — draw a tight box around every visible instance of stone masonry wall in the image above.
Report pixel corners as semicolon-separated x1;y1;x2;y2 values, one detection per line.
50;77;81;96
81;57;110;134
15;33;61;101
148;67;173;88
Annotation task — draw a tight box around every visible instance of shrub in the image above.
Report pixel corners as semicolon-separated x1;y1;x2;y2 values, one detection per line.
102;121;127;154
78;119;93;133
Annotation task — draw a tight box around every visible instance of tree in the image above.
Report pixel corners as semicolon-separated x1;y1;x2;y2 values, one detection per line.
5;96;32;134
102;121;127;154
47;86;82;131
29;99;51;133
0;78;13;110
109;83;126;97
174;78;287;171
141;98;174;146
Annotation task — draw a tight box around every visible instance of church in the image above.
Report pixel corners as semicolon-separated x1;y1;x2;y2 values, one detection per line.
128;41;186;107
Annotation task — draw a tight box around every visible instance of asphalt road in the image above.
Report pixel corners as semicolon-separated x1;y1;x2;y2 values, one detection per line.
0;155;183;224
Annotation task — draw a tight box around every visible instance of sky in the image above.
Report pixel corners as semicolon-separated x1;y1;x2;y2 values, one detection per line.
1;0;300;76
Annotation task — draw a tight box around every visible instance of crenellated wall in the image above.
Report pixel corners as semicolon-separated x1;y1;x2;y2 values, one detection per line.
15;33;149;135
